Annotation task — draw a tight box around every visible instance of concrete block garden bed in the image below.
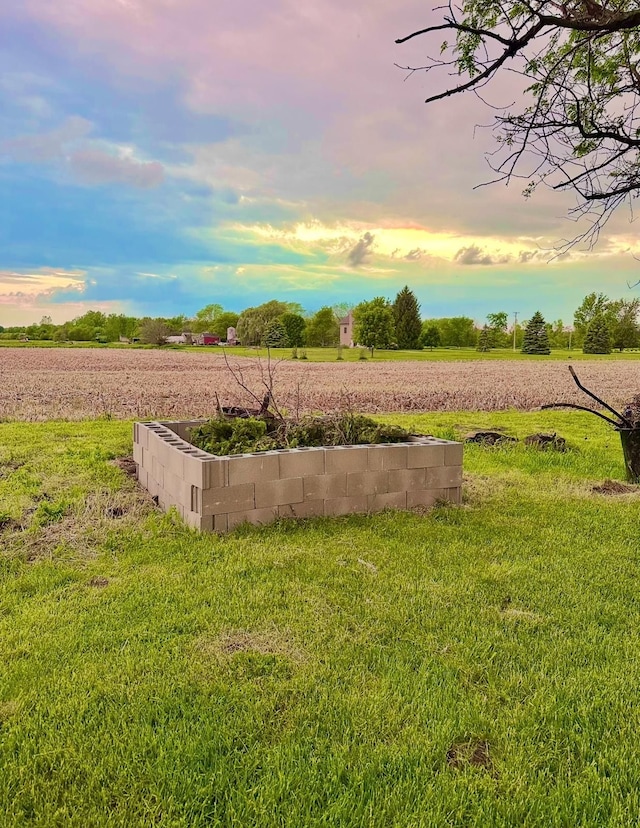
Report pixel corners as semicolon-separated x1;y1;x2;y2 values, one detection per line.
133;420;463;532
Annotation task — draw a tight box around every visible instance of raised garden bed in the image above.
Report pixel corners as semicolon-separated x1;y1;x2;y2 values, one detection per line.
133;420;463;532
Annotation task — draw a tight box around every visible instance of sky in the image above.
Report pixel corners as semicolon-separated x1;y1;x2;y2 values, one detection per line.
1;0;639;327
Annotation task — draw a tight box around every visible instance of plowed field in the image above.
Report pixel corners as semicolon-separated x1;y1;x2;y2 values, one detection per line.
1;348;638;420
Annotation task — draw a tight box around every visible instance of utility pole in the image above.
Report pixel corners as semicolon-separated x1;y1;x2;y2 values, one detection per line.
512;311;519;352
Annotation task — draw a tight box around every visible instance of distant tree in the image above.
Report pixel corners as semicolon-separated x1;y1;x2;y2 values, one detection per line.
280;312;306;348
439;317;476;348
610;299;640;352
263;319;289;348
476;325;492;352
306;306;339;347
353;297;395;354
521;311;551;355
66;324;95;342
236;301;291;346
164;315;188;334
214;311;240;338
583;314;612;354
547;319;568;350
393;286;422;349
74;310;107;330
191;303;224;333
486;312;508;348
332;302;352;321
104;314;138;342
421;323;441;350
573;293;611;347
139;318;172;346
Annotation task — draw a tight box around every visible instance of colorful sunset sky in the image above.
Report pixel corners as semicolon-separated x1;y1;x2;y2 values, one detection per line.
1;0;638;327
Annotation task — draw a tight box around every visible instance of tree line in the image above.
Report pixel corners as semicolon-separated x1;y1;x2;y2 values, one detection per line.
1;289;638;353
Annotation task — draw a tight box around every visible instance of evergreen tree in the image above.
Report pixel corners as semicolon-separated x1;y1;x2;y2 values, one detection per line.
476;325;492;352
521;311;551;355
393;286;422;349
583;314;612;354
263;319;289;348
280;312;306;347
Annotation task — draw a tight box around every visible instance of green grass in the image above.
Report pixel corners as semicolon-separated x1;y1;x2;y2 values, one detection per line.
185;345;640;361
1;412;640;826
3;339;640;360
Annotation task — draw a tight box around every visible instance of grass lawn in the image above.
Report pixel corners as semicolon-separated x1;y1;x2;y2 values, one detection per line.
3;339;640;361
1;411;640;826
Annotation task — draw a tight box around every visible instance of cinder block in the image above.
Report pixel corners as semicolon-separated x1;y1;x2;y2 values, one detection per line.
426;465;463;489
163;469;191;508
166;420;205;441
165;444;187;479
190;485;200;513
228;453;280;486
184;511;214;531
388;468;426;492
137;467;148;489
150;455;164;487
347;470;389;497
157;438;182;472
445;443;464;466
407;488;445;509
303;473;347;501
183;455;227;488
134;423;149;451
202;483;255;515
146;475;160;499
279;448;325;479
133;441;143;466
368;491;407;512
367;445;408;470
228;507;278;530
324;495;369;517
406;444;445;468
278;500;325;519
213;514;228;533
444;487;462;504
325;447;369;474
255;477;304;508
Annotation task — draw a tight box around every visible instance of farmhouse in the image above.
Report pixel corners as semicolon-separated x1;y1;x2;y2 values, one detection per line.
339;310;354;347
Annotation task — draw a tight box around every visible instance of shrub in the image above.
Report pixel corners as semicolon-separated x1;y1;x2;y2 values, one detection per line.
189;413;412;455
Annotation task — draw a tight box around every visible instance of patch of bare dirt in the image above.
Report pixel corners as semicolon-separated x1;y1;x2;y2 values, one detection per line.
20;488;151;562
446;739;492;771
0;515;20;534
592;479;637;495
524;432;567;451
112;457;137;478
197;629;306;664
88;576;110;588
464;431;517;446
0;459;25;479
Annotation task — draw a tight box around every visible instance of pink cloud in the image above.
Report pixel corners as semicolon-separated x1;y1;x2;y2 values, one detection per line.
5;0;606;241
69;149;164;188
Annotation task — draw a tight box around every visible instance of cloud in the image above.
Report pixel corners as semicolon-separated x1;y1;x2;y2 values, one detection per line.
69;148;164;188
2;115;92;162
454;245;511;266
3;116;164;189
347;231;375;267
404;248;423;261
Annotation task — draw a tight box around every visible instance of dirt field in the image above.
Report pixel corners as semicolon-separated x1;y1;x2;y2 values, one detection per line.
1;348;639;420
